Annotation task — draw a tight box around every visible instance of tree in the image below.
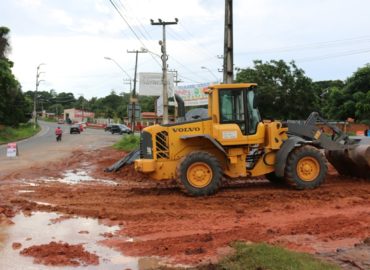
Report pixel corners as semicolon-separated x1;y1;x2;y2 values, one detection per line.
139;95;155;112
236;60;318;120
0;27;28;126
0;26;10;59
320;87;347;120
49;104;64;116
312;80;345;119
342;65;370;121
321;64;370;121
54;92;76;108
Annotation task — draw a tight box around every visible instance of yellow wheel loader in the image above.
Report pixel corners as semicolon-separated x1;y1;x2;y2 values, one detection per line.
106;83;369;196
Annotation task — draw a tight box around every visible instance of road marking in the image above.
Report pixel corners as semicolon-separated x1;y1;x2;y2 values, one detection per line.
36;125;50;137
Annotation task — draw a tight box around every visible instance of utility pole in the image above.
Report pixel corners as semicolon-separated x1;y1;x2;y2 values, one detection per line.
78;93;85;122
223;0;233;83
127;49;147;132
151;18;178;124
33;63;45;128
123;78;132;92
168;69;182;86
168;69;182;119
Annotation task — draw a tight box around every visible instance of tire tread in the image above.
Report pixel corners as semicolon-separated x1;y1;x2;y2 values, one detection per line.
176;151;222;196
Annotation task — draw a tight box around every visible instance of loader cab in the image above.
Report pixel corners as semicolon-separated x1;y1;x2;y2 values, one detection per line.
218;85;261;135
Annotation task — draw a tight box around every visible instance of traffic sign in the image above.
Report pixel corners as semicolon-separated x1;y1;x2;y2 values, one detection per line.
7;142;19;157
128;103;141;119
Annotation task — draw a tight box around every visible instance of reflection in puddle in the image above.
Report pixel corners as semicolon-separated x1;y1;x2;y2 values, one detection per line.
18;190;35;193
33;201;54;206
37;170;117;186
0;212;138;270
57;170;93;184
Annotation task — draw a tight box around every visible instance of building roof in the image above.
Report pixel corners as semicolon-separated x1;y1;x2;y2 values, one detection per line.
141;112;157;119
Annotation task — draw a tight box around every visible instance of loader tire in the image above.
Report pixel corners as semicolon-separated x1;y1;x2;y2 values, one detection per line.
285;145;327;189
176;151;222;196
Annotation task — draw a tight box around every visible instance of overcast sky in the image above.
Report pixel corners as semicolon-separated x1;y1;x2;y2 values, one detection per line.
1;0;370;99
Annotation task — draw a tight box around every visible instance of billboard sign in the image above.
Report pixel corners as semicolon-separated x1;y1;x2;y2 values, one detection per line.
175;82;215;106
139;72;174;96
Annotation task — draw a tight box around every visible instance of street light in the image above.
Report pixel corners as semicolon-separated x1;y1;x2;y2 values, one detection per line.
34;63;46;128
104;56;133;129
201;66;219;82
104;57;132;79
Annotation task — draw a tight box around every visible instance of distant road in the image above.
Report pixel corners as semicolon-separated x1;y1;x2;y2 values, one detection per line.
0;121;121;177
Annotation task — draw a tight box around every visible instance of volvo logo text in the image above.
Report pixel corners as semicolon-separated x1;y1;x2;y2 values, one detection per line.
172;127;201;132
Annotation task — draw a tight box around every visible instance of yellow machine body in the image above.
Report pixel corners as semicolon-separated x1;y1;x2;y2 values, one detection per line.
135;83;288;181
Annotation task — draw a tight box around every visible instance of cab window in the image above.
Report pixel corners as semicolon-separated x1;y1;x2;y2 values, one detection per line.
219;88;261;135
219;89;246;134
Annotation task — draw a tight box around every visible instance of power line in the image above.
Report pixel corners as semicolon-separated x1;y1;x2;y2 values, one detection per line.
238;35;370;55
116;0;153;41
108;0;145;46
177;74;203;84
176;22;221;64
108;0;162;68
296;47;370;63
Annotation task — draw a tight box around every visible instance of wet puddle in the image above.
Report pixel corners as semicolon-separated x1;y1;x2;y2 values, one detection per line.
55;170;94;184
0;212;138;269
37;170;117;186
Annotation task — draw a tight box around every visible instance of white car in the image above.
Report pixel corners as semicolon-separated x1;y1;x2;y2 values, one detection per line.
76;122;87;128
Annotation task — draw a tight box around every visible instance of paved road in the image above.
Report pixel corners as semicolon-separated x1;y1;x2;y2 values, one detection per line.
0;121;121;176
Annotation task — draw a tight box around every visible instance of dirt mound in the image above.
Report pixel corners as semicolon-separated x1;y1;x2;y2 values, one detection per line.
20;241;99;267
1;146;369;266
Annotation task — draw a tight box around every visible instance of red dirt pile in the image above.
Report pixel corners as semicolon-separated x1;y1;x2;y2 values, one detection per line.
20;241;99;267
0;147;369;266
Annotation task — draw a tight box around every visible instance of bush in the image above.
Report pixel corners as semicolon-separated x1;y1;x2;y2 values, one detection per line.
113;134;140;152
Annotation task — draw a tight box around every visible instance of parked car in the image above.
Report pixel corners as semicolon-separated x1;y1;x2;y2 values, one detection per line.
105;124;114;132
110;124;132;135
57;119;64;124
70;125;81;134
76;122;86;131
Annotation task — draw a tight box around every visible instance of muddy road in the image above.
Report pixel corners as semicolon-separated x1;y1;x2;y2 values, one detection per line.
0;143;369;269
0;121;120;177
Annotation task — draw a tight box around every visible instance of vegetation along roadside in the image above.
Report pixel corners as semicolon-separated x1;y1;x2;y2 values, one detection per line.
0;123;40;144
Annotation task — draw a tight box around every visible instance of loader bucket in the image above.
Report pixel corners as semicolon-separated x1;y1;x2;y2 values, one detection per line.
326;138;370;179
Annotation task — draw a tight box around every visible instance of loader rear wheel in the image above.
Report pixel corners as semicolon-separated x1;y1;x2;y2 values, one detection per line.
176;151;222;196
285;145;327;189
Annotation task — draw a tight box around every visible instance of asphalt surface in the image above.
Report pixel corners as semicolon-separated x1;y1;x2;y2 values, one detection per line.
0;121;121;176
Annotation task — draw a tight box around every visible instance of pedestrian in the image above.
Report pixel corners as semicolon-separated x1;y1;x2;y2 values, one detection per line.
55;126;63;142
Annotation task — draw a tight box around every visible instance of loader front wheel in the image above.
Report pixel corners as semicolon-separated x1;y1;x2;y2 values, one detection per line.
285;145;327;189
177;151;222;196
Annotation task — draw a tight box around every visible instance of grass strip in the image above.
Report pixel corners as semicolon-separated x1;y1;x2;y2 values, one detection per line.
215;242;340;270
0;123;40;144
